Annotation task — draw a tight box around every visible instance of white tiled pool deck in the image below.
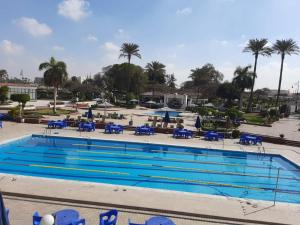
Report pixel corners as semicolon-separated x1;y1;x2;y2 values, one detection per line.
0;122;300;224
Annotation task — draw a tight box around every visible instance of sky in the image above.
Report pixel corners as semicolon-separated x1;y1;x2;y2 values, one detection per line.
0;0;300;91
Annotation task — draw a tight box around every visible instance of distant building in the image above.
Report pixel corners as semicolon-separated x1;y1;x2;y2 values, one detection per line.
267;89;290;97
34;77;44;85
0;83;38;100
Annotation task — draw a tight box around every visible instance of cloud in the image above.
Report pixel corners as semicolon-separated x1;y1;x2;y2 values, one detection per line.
52;45;65;51
176;7;192;16
214;40;229;46
114;28;130;40
177;43;185;48
16;17;52;37
100;42;120;64
86;34;98;42
0;40;24;54
58;0;91;21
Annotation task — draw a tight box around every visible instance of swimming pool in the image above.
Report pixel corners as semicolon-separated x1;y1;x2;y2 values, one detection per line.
0;135;299;204
147;111;181;117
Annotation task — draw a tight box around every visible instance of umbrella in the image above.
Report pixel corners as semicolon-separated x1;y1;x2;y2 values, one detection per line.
145;100;156;104
163;111;171;123
195;115;201;129
0;193;10;225
98;101;114;107
145;100;156;109
87;107;93;119
159;106;175;112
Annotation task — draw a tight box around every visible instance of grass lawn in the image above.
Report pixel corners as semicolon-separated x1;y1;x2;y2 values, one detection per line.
24;108;75;117
243;113;265;124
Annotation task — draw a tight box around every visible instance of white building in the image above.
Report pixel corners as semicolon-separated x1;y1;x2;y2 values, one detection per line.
0;83;38;100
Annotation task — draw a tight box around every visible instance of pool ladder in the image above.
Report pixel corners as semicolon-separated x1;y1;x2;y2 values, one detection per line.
43;128;52;136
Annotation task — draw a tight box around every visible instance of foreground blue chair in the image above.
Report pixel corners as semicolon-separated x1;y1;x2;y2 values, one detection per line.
128;220;145;225
33;210;85;225
99;209;118;225
0;120;3;128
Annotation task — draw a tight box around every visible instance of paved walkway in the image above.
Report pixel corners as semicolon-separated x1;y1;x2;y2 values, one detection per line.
240;115;300;141
4;196;258;225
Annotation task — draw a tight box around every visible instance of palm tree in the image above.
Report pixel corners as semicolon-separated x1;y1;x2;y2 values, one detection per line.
119;43;141;64
272;39;300;108
243;39;272;112
232;66;253;110
145;61;166;98
39;57;68;114
0;69;8;81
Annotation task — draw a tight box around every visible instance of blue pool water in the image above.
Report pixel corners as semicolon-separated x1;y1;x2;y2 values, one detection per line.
148;111;181;117
0;135;299;204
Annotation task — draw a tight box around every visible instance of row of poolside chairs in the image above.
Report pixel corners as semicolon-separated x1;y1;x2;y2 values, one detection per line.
135;125;155;135
48;120;68;129
204;131;224;141
78;122;96;132
105;124;124;134
173;128;193;139
240;134;262;145
45;120;263;145
6;206;176;225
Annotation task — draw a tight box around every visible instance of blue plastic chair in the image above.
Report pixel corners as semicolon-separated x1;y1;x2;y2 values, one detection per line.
99;209;118;225
33;211;85;225
128;219;145;225
0;120;3;128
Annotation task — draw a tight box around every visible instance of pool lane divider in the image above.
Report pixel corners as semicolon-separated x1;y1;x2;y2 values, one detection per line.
0;160;128;175
72;143;273;162
1;160;300;195
16;145;279;170
139;174;265;191
3;151;300;181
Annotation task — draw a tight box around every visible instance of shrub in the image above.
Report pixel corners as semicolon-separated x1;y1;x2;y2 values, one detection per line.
8;107;20;119
226;108;243;120
232;129;240;138
0;86;9;104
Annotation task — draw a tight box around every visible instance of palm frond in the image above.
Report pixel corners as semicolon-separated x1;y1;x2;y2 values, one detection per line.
272;39;300;56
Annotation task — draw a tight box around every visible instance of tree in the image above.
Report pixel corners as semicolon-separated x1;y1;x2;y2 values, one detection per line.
254;88;270;103
216;82;240;106
0;69;8;81
119;43;141;64
272;39;300;108
39;57;68;113
145;61;166;97
0;86;9;104
232;66;253;110
166;74;177;90
104;63;147;97
189;63;223;100
243;39;272;112
10;93;30;117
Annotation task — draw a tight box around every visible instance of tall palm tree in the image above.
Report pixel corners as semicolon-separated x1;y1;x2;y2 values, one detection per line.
232;66;254;110
0;69;8;81
119;43;141;64
145;61;166;98
39;57;68;114
243;39;272;112
272;39;300;108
